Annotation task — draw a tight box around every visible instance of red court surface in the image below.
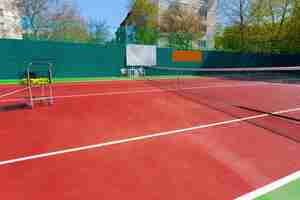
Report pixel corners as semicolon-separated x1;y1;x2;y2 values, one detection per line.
0;78;300;200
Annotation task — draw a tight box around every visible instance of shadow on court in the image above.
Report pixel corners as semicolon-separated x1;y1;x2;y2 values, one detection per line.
0;103;31;112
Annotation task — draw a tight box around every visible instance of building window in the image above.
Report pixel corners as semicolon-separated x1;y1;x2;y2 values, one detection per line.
0;22;5;37
199;6;208;20
198;40;207;49
0;9;4;17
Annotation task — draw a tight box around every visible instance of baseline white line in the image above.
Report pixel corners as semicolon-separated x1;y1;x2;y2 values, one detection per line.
0;82;265;103
181;82;267;91
53;78;146;87
235;170;300;200
0;87;28;99
268;82;300;88
47;82;269;100
0;107;300;167
35;83;268;100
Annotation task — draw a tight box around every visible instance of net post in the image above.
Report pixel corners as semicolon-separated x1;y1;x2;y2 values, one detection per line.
128;67;134;80
41;85;45;98
176;71;180;91
48;63;54;105
26;66;34;108
176;68;182;91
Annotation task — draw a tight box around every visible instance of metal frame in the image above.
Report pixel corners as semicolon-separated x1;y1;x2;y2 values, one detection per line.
128;67;136;80
26;61;54;108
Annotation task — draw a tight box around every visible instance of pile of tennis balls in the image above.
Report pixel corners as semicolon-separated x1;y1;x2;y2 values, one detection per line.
21;78;50;85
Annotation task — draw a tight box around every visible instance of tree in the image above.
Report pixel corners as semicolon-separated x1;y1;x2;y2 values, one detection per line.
128;0;158;28
286;1;300;41
160;1;205;49
218;0;253;50
87;19;110;44
214;23;225;50
126;0;159;44
44;1;90;43
251;0;293;45
15;0;92;43
216;0;299;53
14;0;59;39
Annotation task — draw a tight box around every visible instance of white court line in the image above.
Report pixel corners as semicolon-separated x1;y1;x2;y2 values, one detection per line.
53;83;264;100
269;82;300;88
235;170;300;200
0;82;266;103
0;107;299;167
0;87;28;99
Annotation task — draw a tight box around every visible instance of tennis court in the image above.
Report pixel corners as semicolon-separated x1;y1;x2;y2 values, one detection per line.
0;64;300;200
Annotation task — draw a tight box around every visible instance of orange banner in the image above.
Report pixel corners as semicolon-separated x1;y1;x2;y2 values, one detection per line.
172;50;202;63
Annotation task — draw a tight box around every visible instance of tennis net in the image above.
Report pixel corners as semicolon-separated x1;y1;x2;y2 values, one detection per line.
141;66;300;143
140;66;300;90
143;66;300;83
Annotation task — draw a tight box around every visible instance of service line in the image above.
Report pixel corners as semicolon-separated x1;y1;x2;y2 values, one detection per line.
0;82;266;103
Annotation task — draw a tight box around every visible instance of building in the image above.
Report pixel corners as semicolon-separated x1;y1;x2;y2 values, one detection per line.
117;0;217;49
158;0;217;49
0;0;22;39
